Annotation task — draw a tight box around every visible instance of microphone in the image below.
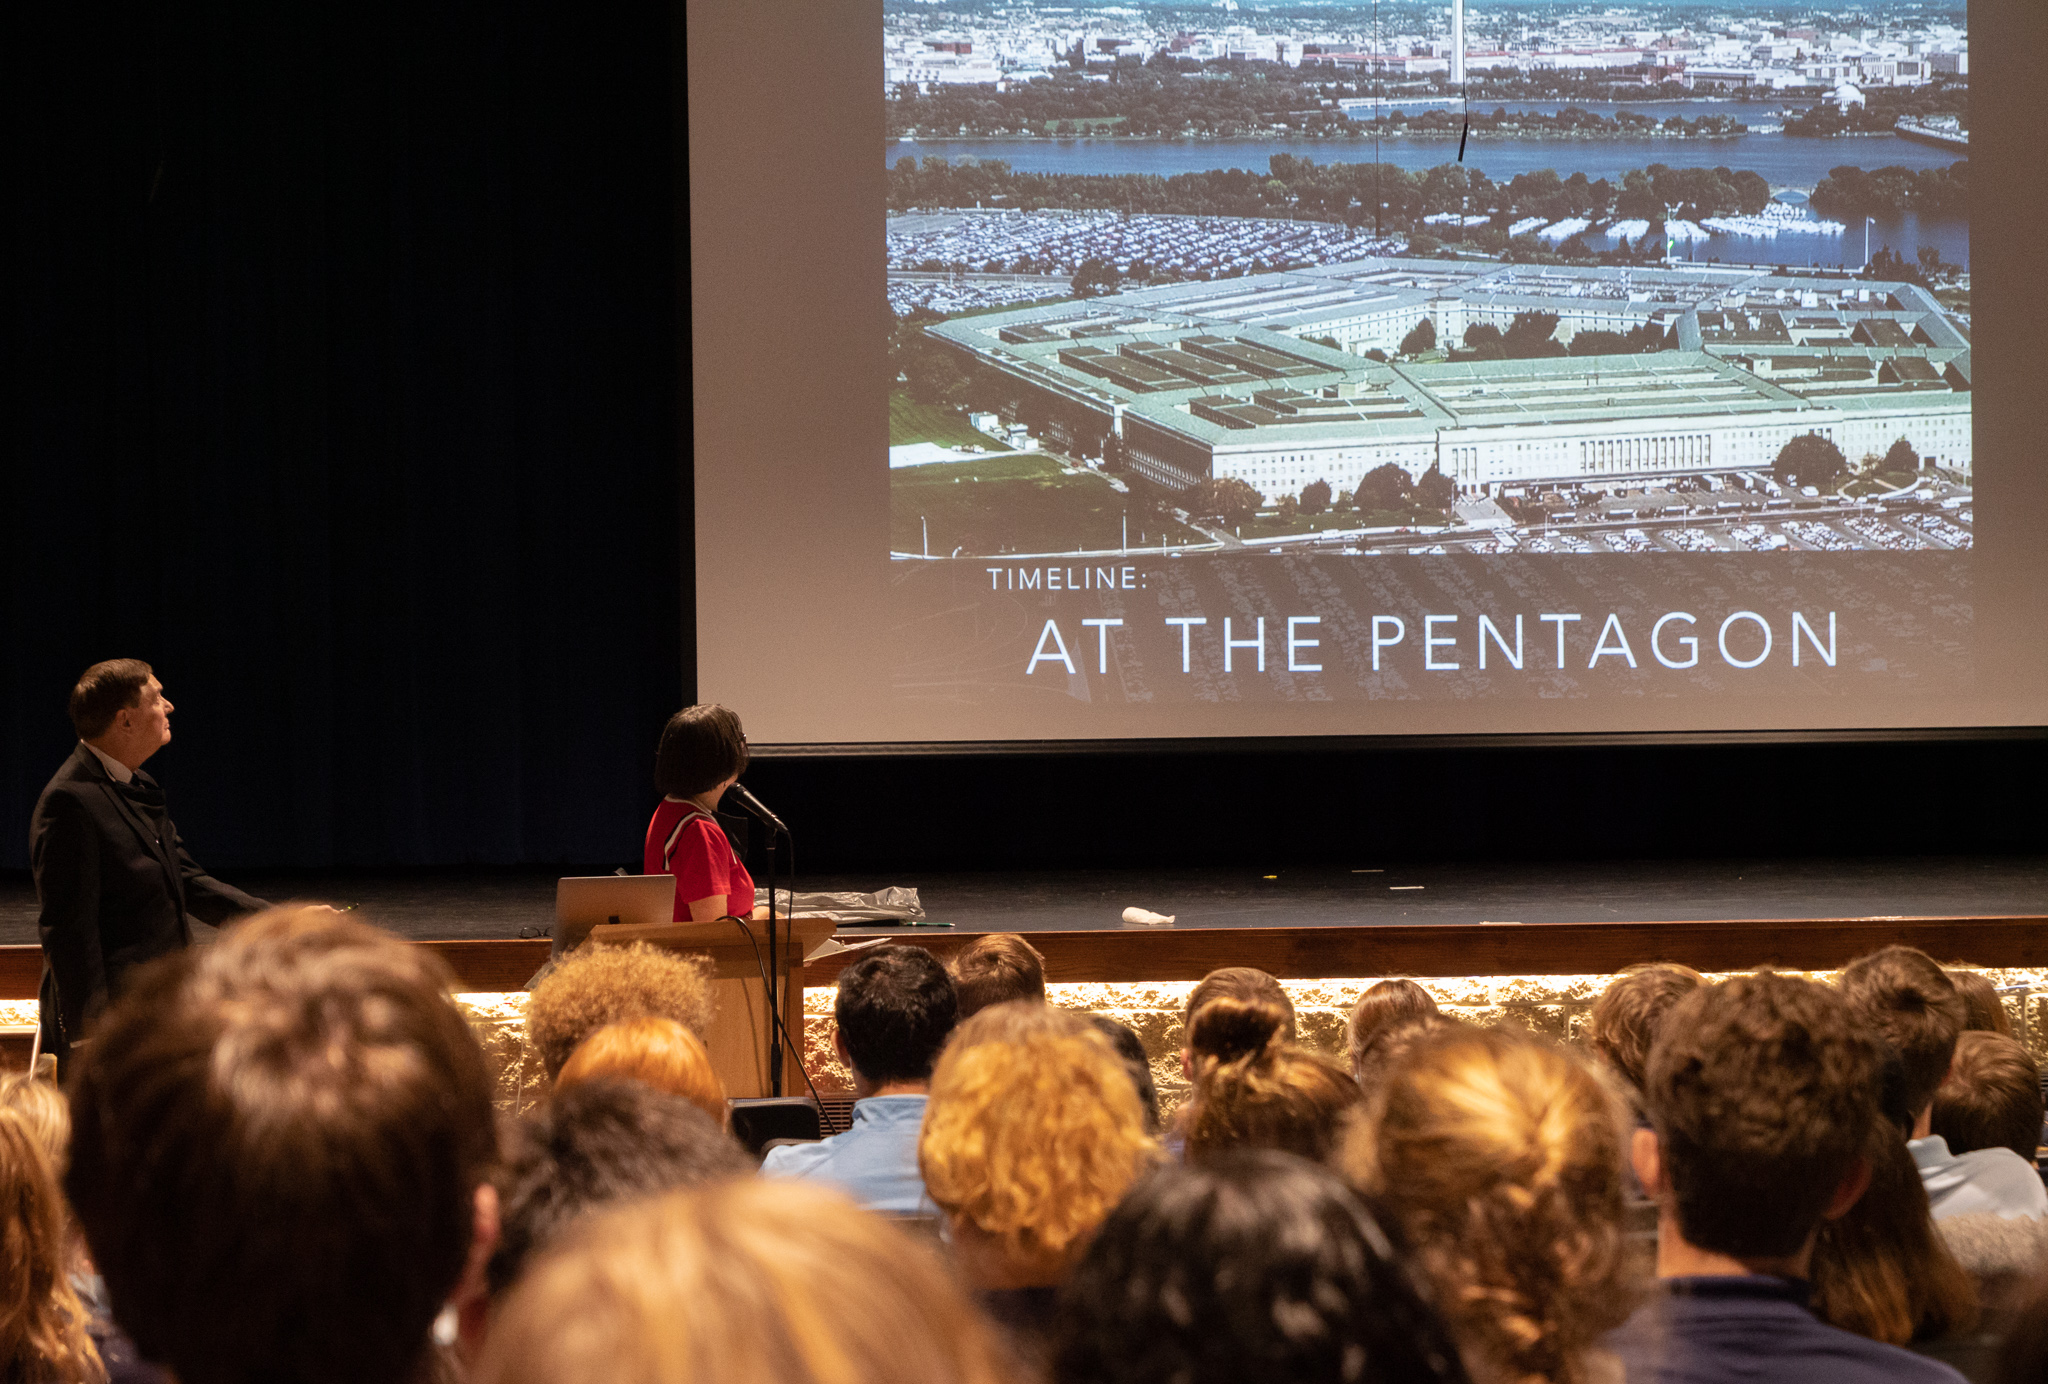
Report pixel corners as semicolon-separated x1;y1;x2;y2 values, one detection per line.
725;782;788;836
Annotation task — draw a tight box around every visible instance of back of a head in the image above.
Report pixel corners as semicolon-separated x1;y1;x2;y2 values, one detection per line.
1933;1030;2045;1161
489;1078;752;1297
66;906;497;1384
525;942;716;1079
1346;980;1440;1079
0;1110;100;1383
1838;946;1965;1118
1353;1012;1453;1099
1183;967;1296;1045
1185;996;1361;1165
1645;971;1878;1261
556;1015;728;1123
1810;1123;1978;1346
920;1003;1155;1273
1344;1026;1632;1384
474;1180;1010;1384
1086;1014;1161;1134
834;945;958;1086
1054;1150;1467;1384
948;933;1047;1020
1588;963;1706;1096
0;1075;71;1177
1946;969;2013;1037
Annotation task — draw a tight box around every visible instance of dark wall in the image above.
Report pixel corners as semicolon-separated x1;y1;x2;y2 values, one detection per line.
3;2;684;868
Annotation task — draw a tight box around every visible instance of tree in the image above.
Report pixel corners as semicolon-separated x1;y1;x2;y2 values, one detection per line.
1300;479;1331;516
1355;462;1412;513
1189;477;1261;528
1414;464;1458;510
1399;317;1437;354
1277;494;1300;520
1071;256;1121;298
1501;311;1564;358
1569;329;1630;357
1884;437;1921;473
1463;322;1502;351
1774;433;1847;490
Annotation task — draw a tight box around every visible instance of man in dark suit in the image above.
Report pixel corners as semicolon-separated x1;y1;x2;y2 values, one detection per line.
31;658;269;1057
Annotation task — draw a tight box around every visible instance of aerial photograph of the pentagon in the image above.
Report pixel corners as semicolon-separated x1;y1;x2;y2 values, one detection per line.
883;0;1969;560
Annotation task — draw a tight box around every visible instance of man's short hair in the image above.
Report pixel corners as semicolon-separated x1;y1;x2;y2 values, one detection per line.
1183;967;1296;1045
68;658;154;739
1645;972;1879;1260
488;1078;751;1296
948;933;1046;1019
1932;1031;2045;1162
835;946;957;1086
65;907;497;1384
1839;946;1966;1118
525;942;716;1078
1588;963;1706;1095
653;704;749;799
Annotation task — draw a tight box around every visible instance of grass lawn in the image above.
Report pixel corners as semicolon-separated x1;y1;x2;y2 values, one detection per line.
892;455;1205;556
890;394;992;449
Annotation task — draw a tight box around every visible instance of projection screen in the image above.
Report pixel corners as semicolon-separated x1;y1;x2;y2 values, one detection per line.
687;0;2045;748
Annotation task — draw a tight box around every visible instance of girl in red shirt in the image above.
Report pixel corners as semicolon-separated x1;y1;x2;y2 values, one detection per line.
643;704;755;923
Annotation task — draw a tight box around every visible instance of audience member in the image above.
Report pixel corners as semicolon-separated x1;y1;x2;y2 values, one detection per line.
1351;1011;1454;1099
1608;971;1964;1384
472;1180;1012;1384
1179;966;1295;1081
1808;1126;1979;1353
1996;1268;2048;1384
1344;979;1439;1086
761;945;955;1213
1085;1013;1161;1133
0;1074;70;1173
1588;963;1707;1102
948;933;1046;1018
65;906;499;1384
554;1015;728;1124
1841;947;2047;1221
523;941;715;1079
1931;1031;2044;1165
920;1003;1157;1360
1945;971;2012;1037
1345;1025;1635;1384
1183;995;1361;1164
0;1110;104;1384
1055;1150;1469;1384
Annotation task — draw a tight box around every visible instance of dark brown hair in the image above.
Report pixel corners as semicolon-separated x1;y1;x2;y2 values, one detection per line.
1932;1030;2045;1161
1946;969;2013;1037
66;907;497;1384
1185;997;1362;1165
947;933;1046;1019
1645;972;1879;1260
1809;1125;1979;1346
1838;946;1966;1119
1588;963;1706;1095
653;704;749;799
68;659;153;739
1183;967;1295;1044
1344;980;1439;1080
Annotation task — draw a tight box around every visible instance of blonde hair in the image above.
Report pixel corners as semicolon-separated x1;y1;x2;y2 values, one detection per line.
0;1077;71;1178
0;1112;103;1383
1185;996;1362;1164
472;1180;1011;1384
1343;1026;1635;1384
919;1003;1156;1272
526;942;716;1077
556;1016;728;1123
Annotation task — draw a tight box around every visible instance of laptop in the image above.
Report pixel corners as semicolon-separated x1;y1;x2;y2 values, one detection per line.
554;874;678;956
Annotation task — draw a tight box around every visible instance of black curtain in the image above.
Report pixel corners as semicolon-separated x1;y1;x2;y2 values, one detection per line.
3;2;685;868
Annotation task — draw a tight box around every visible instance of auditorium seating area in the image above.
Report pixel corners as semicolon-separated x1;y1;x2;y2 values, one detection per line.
8;906;2048;1384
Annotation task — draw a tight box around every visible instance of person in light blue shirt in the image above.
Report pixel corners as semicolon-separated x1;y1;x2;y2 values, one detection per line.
761;945;957;1214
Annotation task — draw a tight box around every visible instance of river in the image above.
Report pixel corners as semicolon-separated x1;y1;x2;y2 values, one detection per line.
888;114;1969;268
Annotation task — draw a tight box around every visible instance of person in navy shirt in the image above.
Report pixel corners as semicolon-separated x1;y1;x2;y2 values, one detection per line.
761;946;957;1215
1607;972;1966;1384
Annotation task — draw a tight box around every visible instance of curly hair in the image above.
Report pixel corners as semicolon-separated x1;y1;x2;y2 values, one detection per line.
1343;1026;1634;1384
556;1016;727;1123
1185;996;1362;1165
1837;946;1966;1119
1586;963;1705;1097
919;1003;1157;1273
525;943;716;1078
0;1111;103;1384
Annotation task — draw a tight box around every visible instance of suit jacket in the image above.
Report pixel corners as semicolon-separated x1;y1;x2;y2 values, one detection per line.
30;743;267;1051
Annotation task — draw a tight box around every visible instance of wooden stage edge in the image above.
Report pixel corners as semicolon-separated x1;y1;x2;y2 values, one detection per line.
0;915;2042;999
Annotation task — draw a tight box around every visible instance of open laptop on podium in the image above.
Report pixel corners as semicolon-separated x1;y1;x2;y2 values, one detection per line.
552;874;679;957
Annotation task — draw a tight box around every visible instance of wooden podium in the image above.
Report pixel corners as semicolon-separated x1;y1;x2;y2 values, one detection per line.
587;914;838;1098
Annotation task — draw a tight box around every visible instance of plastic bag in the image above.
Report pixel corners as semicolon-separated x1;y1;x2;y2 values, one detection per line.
754;886;926;925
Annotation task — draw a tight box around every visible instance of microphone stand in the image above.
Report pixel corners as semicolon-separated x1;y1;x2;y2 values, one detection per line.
730;782;792;1097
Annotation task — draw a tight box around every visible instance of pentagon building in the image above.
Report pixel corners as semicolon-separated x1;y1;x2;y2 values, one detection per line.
922;257;1971;502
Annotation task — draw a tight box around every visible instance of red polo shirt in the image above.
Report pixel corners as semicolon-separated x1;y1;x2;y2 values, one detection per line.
643;798;755;921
